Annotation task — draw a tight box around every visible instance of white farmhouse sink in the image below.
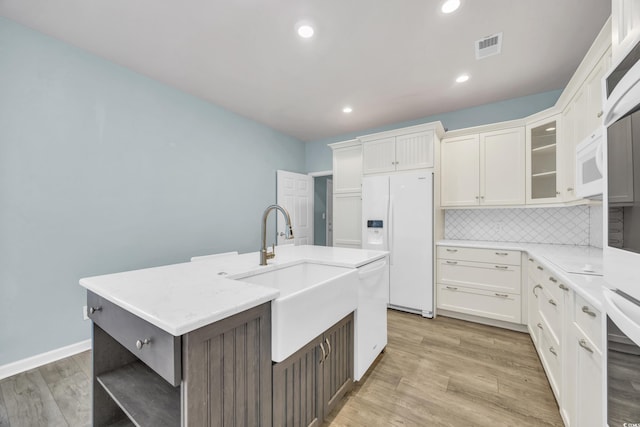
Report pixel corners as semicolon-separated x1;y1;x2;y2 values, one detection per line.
235;262;358;362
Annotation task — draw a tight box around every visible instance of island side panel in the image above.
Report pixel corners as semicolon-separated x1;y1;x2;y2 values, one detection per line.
182;302;272;427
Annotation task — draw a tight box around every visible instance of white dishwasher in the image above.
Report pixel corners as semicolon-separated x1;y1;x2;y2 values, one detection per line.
354;256;389;381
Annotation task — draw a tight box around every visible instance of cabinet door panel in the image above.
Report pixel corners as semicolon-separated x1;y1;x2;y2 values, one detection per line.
571;326;603;427
362;138;396;174
562;102;578;201
395;131;434;170
333;194;362;248
333;145;362;193
480;128;525;205
526;115;562;204
441;135;480;206
323;314;354;417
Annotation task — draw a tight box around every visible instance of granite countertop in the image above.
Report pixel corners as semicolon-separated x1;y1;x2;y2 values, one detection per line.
79;245;388;336
437;240;606;310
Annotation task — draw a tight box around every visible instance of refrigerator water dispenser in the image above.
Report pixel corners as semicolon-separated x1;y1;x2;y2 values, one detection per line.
366;220;384;246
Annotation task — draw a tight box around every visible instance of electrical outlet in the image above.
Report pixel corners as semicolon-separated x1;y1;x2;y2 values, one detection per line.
83;305;89;320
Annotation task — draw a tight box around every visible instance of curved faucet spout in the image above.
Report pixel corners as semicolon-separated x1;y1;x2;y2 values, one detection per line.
260;204;294;265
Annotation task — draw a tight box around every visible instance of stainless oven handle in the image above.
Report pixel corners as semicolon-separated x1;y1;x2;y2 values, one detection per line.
603;55;640;127
603;289;640;346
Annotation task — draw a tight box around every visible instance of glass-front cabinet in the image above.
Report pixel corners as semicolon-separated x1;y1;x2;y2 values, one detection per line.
526;115;562;204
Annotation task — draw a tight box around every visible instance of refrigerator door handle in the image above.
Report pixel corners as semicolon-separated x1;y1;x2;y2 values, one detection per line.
388;196;394;265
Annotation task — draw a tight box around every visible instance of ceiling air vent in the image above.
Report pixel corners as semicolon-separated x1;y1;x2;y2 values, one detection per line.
475;32;502;60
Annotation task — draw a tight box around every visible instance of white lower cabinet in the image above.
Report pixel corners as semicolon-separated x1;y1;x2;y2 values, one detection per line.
526;256;603;427
436;246;522;324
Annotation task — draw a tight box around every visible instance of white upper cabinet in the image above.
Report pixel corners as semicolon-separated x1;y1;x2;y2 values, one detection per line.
526;115;563;204
480;128;526;206
360;123;443;175
331;140;362;194
612;0;640;62
441;134;480;206
441;127;524;207
361;137;396;174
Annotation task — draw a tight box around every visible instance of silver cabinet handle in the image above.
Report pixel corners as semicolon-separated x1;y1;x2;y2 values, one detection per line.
446;248;458;253
480;196;485;200
446;260;458;265
548;299;557;306
559;284;569;291
533;284;542;297
319;342;326;364
597;111;603;118
475;196;479;200
89;306;102;314
495;293;509;298
582;306;597;317
446;286;458;291
537;323;543;330
548;277;557;283
537;266;544;271
325;338;331;357
556;191;561;195
579;339;594;353
495;252;508;256
494;265;509;270
135;338;151;350
549;347;557;356
567;187;574;192
528;258;534;262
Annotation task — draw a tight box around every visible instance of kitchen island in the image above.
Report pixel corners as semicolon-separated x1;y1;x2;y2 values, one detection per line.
80;245;387;427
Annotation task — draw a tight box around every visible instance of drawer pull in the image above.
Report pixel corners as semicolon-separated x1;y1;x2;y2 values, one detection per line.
135;338;151;350
319;342;326;364
528;258;534;262
548;277;557;283
582;306;597;317
446;248;458;253
559;284;569;291
537;266;544;271
446;261;458;265
549;346;557;356
537;323;543;330
89;306;102;315
579;339;594;353
495;252;508;256
494;293;509;298
494;265;509;270
533;284;542;297
445;286;458;291
548;299;557;306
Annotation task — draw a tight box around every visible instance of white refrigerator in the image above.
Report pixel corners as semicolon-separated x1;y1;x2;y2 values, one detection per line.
362;171;434;318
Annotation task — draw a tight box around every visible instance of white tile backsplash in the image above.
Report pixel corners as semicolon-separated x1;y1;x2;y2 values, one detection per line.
444;205;601;246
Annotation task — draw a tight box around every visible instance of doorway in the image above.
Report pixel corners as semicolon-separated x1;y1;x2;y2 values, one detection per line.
313;174;333;246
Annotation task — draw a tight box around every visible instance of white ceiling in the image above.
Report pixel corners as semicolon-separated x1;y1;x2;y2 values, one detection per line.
0;1;611;142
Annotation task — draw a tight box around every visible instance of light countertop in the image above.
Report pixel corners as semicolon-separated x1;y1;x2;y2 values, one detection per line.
79;245;387;336
437;240;606;310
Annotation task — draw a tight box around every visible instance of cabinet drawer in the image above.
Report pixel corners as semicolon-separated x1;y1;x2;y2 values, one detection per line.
574;294;602;351
87;291;181;386
438;246;520;266
538;325;561;400
438;260;521;294
538;286;562;347
437;284;521;323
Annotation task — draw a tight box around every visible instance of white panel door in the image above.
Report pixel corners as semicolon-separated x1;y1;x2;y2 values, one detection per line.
276;170;314;246
389;172;433;317
480;128;525;206
395;130;434;171
362;137;396;175
440;134;480;206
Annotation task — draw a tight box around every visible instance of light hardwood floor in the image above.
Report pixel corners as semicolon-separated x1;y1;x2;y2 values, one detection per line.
0;310;562;426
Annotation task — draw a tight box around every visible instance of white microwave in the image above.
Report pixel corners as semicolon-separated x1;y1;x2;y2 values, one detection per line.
575;127;604;198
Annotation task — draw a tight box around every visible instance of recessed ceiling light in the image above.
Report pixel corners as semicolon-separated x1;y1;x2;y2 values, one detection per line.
342;106;353;114
441;0;461;14
297;24;314;39
546;127;556;131
455;74;469;83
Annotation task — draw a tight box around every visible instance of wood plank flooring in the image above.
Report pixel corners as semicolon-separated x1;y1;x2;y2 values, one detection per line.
0;310;562;426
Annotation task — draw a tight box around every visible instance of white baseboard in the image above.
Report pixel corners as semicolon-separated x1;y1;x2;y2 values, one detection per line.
0;339;91;380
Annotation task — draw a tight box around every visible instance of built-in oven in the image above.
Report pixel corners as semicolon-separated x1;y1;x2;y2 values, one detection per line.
604;37;640;426
605;288;640;426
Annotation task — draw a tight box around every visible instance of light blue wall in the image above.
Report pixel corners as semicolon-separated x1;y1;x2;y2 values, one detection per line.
0;18;305;366
305;90;563;172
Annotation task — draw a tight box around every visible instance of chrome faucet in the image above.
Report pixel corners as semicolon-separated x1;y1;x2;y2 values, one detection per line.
260;204;294;265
